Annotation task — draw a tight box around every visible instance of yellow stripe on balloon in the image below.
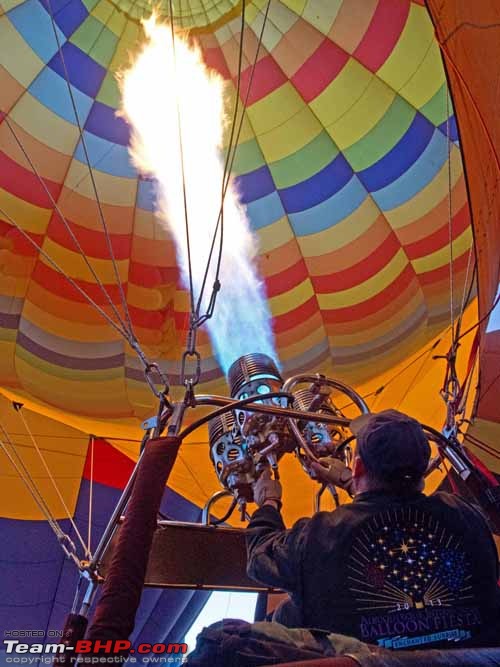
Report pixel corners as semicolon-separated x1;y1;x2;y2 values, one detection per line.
268;276;314;316
257;215;296;252
377;4;434;91
412;226;473;274
91;0;124;34
302;0;342;34
327;76;395;150
0;17;43;87
9;92;79;155
256;105;323;164
318;247;408;309
109;21;142;72
127;283;172;311
0;187;51;232
384;146;463;229
297;197;377;257
40;237;130;283
246;81;304;136
14;358;131;418
63;161;137;207
398;39;445;110
310;58;372;128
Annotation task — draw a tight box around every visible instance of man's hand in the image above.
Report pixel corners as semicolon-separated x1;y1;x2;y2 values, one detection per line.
253;469;282;509
310;457;353;494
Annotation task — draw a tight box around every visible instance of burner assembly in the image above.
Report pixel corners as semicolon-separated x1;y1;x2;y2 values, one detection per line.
207;353;369;516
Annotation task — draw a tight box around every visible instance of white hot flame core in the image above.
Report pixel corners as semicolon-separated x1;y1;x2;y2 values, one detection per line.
120;15;277;375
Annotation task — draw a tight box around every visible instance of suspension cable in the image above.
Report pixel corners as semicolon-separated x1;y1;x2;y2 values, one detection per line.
167;0;195;316
195;0;248;317
180;0;272;383
446;87;456;344
87;435;95;556
0;205;133;342
45;0;136;341
0;423;79;562
3;117;132;338
14;404;90;557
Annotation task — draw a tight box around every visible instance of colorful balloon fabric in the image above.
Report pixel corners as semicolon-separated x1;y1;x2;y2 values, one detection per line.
0;0;474;424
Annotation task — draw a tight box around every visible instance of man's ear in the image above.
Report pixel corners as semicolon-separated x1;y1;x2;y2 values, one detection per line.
352;455;366;479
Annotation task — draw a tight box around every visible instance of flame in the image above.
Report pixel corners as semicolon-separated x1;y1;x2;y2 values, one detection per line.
120;14;277;375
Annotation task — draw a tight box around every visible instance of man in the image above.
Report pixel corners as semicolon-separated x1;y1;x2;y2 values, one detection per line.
246;410;500;650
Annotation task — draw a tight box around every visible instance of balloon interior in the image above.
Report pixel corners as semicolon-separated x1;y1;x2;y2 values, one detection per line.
3;0;500;656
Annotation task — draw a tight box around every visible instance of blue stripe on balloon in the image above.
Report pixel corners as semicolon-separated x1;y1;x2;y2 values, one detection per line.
42;0;88;37
438;115;458;142
85;101;131;145
358;112;433;192
29;66;93;124
136;179;157;211
278;153;353;214
289;175;366;236
234;164;275;204
371;128;448;211
48;41;105;98
245;190;285;230
74;132;137;178
8;0;66;63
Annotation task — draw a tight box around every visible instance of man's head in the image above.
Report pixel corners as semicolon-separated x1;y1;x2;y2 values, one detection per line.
350;409;431;495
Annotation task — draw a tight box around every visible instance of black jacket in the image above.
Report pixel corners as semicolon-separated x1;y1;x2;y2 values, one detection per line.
246;490;500;650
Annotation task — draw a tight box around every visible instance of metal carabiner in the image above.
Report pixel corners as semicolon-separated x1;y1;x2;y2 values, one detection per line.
180;349;201;387
144;362;170;399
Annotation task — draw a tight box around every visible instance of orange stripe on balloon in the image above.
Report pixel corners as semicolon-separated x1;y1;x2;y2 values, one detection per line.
303;214;389;274
404;203;470;260
311;229;400;293
323;264;415;323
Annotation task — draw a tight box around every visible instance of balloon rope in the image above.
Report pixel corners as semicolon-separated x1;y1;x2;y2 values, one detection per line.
0;205;133;343
45;0;136;342
195;0;272;326
456;289;500;343
195;0;247;316
15;405;90;557
446;87;456;343
87;435;95;556
167;0;195;316
0;423;78;557
2;117;133;339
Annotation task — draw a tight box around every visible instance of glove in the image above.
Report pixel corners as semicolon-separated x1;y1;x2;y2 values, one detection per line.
253;469;282;509
310;457;353;494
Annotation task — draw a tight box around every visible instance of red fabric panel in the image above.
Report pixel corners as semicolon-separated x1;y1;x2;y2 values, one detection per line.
292;40;349;103
82;437;134;490
354;0;410;72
